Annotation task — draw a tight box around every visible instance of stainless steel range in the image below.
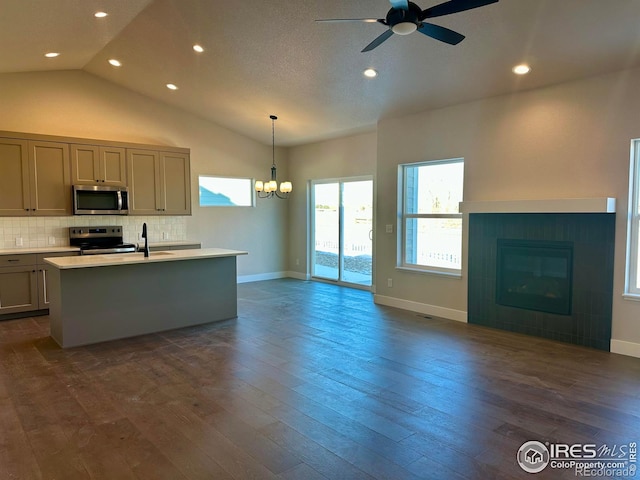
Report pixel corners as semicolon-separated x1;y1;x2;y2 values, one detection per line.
69;226;137;255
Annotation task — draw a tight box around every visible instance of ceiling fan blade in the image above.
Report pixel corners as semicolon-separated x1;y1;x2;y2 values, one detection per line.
362;29;394;52
417;22;465;45
315;18;383;23
389;0;409;10
421;0;498;20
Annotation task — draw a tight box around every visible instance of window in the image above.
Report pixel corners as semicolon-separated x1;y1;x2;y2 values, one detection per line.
198;175;254;207
625;141;640;296
398;158;464;275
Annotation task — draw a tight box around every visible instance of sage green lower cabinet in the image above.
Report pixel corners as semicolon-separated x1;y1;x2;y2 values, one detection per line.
0;263;38;314
0;251;79;317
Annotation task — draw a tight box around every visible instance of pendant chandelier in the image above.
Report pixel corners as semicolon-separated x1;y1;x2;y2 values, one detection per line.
255;114;292;199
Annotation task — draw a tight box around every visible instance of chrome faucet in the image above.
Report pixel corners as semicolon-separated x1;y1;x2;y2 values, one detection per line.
141;223;150;257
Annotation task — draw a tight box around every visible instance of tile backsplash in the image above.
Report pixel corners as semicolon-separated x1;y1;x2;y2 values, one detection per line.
0;216;187;249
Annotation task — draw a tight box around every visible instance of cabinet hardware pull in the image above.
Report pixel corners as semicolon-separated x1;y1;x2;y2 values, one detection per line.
7;259;19;262
42;269;48;304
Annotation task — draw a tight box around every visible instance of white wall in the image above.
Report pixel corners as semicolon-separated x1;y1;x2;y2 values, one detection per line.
375;66;640;353
287;131;377;279
4;67;637;355
0;70;287;276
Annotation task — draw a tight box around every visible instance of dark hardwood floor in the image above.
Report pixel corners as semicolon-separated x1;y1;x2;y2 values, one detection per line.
1;278;639;479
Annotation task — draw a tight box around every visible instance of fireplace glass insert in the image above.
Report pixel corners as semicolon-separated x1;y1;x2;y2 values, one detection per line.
496;239;573;315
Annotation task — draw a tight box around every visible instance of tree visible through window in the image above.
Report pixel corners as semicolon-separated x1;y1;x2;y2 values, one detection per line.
399;159;464;274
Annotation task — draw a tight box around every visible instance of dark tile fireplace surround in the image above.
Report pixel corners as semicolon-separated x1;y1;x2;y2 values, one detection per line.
468;213;615;351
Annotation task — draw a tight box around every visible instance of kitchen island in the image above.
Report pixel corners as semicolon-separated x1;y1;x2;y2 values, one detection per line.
44;248;248;348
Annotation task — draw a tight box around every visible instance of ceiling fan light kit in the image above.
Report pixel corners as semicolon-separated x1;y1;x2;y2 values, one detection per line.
316;0;499;52
393;22;418;35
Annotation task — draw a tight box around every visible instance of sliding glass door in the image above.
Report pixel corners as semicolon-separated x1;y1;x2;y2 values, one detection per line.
312;177;373;288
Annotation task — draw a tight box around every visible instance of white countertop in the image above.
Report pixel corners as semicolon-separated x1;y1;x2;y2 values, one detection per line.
145;241;201;247
0;246;80;255
44;248;248;269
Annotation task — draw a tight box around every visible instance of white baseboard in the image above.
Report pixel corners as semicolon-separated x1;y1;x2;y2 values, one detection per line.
610;339;640;358
373;294;468;323
286;271;311;281
237;271;310;284
237;271;288;284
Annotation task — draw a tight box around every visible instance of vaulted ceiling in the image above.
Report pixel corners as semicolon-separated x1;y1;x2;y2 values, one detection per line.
3;0;640;145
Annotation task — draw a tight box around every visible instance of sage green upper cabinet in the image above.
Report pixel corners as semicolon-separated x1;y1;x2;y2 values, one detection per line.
0;131;188;217
0;138;71;216
161;151;191;215
128;149;191;216
29;141;72;216
0;138;30;216
71;145;127;187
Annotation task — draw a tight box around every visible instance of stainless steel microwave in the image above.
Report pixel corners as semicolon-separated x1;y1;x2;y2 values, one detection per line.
73;185;129;215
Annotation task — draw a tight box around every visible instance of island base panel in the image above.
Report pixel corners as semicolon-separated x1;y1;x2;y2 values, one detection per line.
49;256;238;348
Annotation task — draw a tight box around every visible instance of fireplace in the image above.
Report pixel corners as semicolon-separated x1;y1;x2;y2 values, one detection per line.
496;239;573;315
467;212;615;351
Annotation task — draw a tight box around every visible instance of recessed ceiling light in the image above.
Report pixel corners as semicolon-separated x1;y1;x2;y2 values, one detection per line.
94;11;108;18
512;64;531;75
108;59;122;67
166;83;178;90
363;68;378;78
193;44;204;53
44;52;60;58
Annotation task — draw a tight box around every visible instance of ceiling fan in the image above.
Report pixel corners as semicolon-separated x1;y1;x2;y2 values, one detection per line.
316;0;498;52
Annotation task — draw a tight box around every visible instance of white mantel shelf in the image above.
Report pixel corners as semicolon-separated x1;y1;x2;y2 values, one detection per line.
459;198;616;214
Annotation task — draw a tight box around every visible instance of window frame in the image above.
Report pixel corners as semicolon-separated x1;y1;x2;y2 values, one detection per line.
197;174;256;207
397;158;464;276
625;140;640;298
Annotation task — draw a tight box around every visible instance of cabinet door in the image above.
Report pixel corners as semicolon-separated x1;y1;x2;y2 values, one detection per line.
36;252;79;310
0;138;31;215
71;145;127;186
101;146;127;186
0;266;38;314
128;149;161;215
160;152;191;215
70;144;100;185
29;141;72;216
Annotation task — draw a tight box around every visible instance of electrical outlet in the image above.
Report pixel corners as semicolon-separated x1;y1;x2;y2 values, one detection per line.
48;236;56;245
385;224;393;233
387;278;393;287
15;237;23;247
162;232;168;240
